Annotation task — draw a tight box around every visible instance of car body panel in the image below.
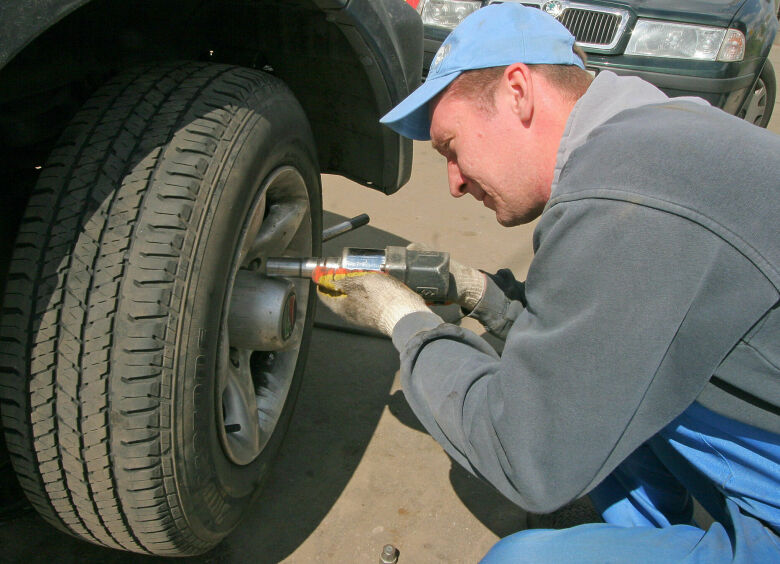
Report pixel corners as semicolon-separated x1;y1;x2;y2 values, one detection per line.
0;0;89;69
623;0;744;27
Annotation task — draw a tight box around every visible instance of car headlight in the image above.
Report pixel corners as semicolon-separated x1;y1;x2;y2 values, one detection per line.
625;20;745;61
418;0;482;30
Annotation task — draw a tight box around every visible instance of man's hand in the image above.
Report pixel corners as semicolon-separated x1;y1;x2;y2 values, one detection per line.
313;268;431;336
407;243;486;312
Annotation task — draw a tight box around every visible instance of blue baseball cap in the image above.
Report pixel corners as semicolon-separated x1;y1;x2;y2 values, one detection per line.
380;3;584;140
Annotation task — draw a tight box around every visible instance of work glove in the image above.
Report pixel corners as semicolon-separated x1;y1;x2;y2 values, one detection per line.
407;243;487;312
313;268;431;336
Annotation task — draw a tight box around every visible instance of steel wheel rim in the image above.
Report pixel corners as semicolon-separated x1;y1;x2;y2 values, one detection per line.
743;76;768;125
217;166;312;466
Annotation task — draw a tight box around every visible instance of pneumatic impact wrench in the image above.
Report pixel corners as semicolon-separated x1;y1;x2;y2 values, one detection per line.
263;214;452;303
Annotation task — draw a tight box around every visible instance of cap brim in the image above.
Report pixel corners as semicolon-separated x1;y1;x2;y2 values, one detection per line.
380;71;461;141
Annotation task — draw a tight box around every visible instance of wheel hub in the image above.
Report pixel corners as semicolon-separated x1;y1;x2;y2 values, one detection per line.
228;270;297;351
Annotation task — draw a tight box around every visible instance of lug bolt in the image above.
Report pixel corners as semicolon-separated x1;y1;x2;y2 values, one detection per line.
380;544;398;564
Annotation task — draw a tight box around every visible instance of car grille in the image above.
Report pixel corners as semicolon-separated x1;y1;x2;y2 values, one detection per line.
496;1;630;50
558;9;621;46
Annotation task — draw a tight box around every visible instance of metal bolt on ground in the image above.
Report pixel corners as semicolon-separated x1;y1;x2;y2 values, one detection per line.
380;544;399;563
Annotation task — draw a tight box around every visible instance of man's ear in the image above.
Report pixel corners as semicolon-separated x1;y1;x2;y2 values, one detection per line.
503;63;534;122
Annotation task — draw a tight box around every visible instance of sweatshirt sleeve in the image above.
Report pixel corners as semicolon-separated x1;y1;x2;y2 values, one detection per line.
464;270;527;340
392;198;771;513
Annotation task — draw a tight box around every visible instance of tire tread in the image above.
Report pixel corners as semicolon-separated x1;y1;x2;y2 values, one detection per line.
0;61;294;555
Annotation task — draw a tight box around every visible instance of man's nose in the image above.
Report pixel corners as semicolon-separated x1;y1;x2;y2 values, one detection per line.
447;161;467;198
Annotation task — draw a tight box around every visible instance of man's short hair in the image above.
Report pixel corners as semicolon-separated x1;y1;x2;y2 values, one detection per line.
448;45;592;113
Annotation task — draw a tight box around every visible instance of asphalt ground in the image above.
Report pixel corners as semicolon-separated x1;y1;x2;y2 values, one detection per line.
1;40;779;563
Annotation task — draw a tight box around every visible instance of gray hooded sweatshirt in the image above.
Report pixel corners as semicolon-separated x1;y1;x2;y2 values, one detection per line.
391;71;780;513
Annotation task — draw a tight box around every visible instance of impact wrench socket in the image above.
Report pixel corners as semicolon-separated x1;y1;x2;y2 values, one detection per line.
264;246;451;303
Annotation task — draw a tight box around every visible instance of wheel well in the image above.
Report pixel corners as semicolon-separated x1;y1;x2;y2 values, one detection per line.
0;0;395;206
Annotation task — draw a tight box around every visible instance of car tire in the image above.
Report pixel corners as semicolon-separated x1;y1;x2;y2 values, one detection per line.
0;429;29;520
742;60;776;128
0;61;321;555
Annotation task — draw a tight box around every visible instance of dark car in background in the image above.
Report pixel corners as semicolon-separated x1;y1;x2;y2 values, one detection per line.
408;0;778;127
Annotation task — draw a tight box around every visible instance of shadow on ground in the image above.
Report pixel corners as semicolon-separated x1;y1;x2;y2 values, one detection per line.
387;388;529;538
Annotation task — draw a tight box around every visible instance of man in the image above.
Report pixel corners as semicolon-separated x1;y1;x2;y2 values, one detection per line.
314;4;780;562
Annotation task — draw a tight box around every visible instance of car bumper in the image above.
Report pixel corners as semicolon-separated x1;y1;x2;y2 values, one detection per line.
587;64;757;114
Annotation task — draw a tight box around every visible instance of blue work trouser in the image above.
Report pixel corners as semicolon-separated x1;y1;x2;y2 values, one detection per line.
480;402;780;563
